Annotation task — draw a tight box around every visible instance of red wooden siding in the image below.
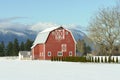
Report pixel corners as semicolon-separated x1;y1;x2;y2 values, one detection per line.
45;29;75;60
32;44;45;59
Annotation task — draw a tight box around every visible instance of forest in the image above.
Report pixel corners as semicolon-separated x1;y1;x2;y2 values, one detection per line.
0;39;33;56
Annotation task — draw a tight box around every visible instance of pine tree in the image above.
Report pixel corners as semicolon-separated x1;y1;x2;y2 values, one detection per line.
25;39;33;51
1;41;5;55
20;41;25;51
6;42;13;56
0;41;5;56
13;38;19;56
86;46;92;53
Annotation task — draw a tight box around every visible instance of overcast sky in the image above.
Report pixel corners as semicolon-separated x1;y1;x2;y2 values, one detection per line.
0;0;116;27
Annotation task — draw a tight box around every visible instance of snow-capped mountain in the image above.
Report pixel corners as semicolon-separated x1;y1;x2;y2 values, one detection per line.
0;28;36;45
0;22;93;48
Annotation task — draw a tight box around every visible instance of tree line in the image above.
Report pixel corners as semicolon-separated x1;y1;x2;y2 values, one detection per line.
0;38;33;56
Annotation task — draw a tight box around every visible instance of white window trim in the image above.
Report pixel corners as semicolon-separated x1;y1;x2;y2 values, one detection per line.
66;31;68;35
42;52;43;56
57;51;63;56
55;30;65;40
32;48;34;59
48;51;51;56
39;52;41;57
52;31;55;35
69;51;72;56
61;44;67;52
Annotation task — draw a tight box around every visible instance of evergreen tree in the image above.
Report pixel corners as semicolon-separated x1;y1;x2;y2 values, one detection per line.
86;46;92;53
82;40;89;56
25;39;33;51
6;42;13;56
20;41;25;51
4;39;33;56
1;41;5;56
13;38;19;56
0;41;5;56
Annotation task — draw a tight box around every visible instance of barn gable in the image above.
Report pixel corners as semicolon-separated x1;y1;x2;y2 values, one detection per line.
31;27;69;48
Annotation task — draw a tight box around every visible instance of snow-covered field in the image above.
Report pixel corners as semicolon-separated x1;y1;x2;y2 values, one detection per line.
0;57;120;80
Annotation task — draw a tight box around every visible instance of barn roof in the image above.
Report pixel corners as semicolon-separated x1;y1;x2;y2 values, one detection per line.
31;26;76;49
31;27;61;48
19;51;31;55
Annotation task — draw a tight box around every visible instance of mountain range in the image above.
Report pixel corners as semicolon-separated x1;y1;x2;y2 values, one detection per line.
0;22;93;49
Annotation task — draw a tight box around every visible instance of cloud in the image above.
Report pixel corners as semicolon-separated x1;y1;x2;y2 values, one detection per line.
29;22;83;32
0;17;30;31
0;22;29;30
0;17;28;23
29;22;60;32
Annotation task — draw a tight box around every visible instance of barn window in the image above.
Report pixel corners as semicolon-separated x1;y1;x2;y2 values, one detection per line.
66;31;68;35
55;30;65;40
42;52;43;56
57;51;63;56
52;32;55;35
39;52;44;56
69;51;72;56
39;52;41;56
61;44;67;52
48;51;51;56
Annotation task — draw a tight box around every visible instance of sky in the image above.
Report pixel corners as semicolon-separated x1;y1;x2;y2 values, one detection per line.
0;0;117;28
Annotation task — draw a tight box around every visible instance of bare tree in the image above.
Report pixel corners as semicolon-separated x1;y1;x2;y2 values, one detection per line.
88;4;120;56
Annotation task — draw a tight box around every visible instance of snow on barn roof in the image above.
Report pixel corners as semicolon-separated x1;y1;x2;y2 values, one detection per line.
31;27;60;48
40;27;58;33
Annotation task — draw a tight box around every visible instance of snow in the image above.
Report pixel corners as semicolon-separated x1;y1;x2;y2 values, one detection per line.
29;22;83;33
0;29;26;36
0;58;120;80
29;22;59;32
40;27;58;33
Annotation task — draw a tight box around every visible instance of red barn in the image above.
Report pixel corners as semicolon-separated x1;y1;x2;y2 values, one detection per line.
31;27;76;60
